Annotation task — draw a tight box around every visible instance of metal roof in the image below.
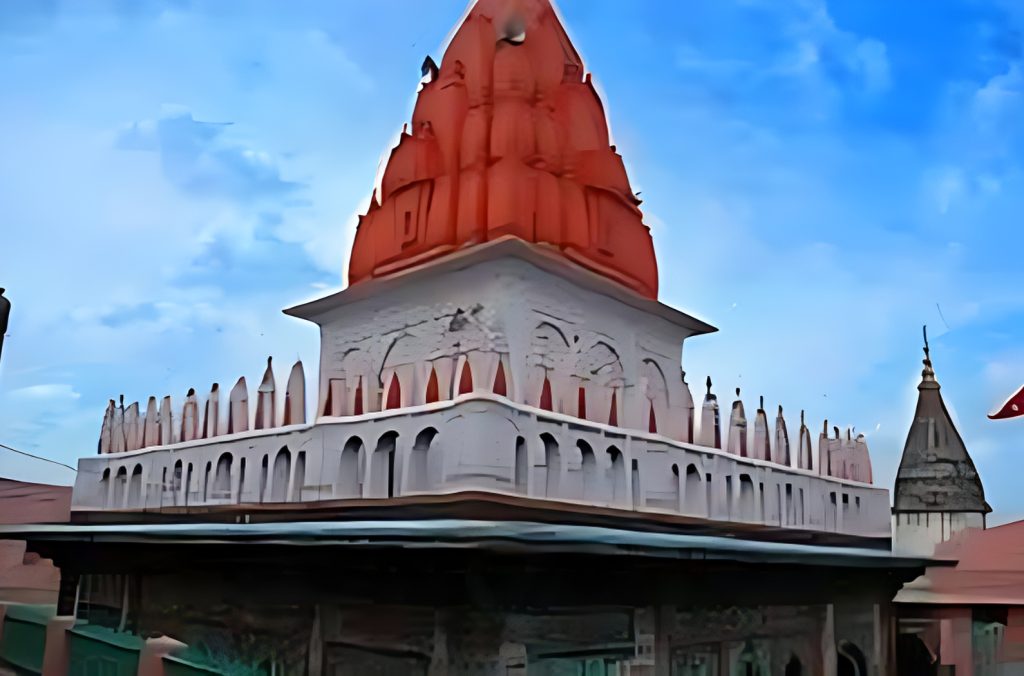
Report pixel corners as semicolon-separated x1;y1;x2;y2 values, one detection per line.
0;518;935;569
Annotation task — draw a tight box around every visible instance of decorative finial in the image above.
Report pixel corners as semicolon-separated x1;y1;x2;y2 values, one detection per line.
833;425;840;439
778;404;783;416
921;325;936;381
759;395;764;410
706;376;712;396
735;387;741;398
801;409;805;425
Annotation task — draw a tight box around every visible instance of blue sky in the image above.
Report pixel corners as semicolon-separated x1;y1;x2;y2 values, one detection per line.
1;0;1023;520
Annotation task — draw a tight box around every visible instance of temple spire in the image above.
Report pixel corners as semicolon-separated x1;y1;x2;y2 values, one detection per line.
895;333;989;514
347;0;659;298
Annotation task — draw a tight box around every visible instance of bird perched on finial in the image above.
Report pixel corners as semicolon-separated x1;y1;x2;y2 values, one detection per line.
735;387;741;397
421;56;438;81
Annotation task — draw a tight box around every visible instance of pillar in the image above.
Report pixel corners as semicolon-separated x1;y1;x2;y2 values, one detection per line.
1001;607;1024;665
428;610;450;676
654;605;673;676
939;608;973;676
138;635;187;676
40;616;76;676
822;604;837;676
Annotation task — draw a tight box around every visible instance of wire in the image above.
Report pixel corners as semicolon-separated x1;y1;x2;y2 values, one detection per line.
0;442;77;472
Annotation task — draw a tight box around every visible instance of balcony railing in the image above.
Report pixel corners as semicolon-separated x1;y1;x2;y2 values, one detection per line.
72;395;891;538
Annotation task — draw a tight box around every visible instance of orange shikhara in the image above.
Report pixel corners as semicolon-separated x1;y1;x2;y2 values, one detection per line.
348;0;659;299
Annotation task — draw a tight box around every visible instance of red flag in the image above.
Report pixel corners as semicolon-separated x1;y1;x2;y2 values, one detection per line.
989;384;1024;420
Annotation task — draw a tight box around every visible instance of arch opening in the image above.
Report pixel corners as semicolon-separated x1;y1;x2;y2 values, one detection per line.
738;474;756;521
127;465;142;507
409;427;440;492
338;436;365;498
607;446;626;506
514;436;528;494
542;433;560;497
293;450;307;501
213;453;232;500
371;432;399;498
683;464;705;516
578;440;598;500
112;466;127;508
838;641;867;676
270;447;291;502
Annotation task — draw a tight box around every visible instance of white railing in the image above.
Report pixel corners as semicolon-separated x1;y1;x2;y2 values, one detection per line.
72;395;891;538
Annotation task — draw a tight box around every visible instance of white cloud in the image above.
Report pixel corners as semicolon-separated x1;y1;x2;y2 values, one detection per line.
8;384;81;401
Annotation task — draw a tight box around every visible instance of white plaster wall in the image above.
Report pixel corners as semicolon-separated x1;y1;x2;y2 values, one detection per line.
893;511;985;556
309;258;693;441
72;396;891;538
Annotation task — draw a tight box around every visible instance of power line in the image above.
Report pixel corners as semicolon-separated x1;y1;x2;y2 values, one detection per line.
0;442;77;472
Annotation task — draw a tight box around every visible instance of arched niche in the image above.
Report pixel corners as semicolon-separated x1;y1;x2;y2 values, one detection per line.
112;466;128;509
529;322;570;411
683;464;705;517
738;474;757;521
202;461;213;501
408;427;440;492
370;432;399;498
641;358;669;435
338;436;365;498
100;468;111;507
213;453;232;500
606;445;627;506
293;450;307;501
514;436;528;494
541;433;560;498
578;439;598;501
127;465;143;507
837;640;868;676
270;447;291;503
171;460;183;505
259;455;269;503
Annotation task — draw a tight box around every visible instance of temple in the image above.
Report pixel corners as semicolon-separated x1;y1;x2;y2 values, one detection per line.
0;2;950;675
348;0;659;299
892;330;991;555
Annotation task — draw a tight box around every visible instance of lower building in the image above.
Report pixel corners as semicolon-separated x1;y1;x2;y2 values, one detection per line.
8;507;926;676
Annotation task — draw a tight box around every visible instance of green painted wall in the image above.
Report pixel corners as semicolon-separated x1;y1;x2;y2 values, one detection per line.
0;604;54;674
68;624;143;676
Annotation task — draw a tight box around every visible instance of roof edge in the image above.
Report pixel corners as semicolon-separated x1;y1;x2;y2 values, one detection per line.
285;237;717;336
